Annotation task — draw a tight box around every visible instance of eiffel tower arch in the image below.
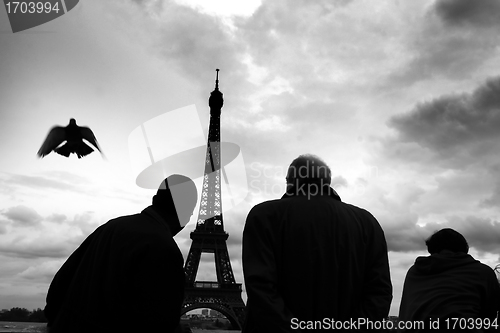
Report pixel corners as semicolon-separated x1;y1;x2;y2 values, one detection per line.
181;70;245;329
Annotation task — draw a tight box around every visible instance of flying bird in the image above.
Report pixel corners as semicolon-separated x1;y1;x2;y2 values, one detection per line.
37;118;104;159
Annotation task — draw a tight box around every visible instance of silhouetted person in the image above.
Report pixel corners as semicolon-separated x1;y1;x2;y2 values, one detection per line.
37;118;104;158
44;175;198;333
399;228;500;332
242;154;392;332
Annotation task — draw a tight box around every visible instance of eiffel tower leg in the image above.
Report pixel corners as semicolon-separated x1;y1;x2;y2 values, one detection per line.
184;246;201;286
215;247;235;284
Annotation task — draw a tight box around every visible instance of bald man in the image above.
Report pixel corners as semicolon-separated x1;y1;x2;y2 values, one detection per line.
243;154;392;332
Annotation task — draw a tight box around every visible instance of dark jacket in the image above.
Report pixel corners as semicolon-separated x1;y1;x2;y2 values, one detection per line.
44;206;185;333
399;252;500;331
242;188;392;332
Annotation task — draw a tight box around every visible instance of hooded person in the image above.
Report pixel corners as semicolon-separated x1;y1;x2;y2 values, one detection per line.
398;228;500;332
44;174;198;333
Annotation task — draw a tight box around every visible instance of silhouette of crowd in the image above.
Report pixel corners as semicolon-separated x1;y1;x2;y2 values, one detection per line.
43;154;500;332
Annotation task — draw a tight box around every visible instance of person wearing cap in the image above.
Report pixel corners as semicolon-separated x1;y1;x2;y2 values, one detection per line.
398;228;500;332
242;154;392;332
44;174;198;333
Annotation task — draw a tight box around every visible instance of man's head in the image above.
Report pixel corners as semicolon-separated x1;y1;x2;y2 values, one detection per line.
286;154;331;192
153;174;198;234
425;228;469;254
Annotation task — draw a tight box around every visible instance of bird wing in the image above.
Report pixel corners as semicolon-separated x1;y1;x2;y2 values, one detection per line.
37;126;66;157
80;126;102;153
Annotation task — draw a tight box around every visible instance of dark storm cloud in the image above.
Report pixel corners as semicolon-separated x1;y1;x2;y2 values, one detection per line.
150;2;248;91
127;0;365;171
389;34;496;85
237;0;351;55
434;0;500;28
128;0;271;157
388;76;500;166
236;0;368;91
385;220;429;253
481;165;500;207
376;76;500;255
0;220;8;234
1;205;42;227
385;216;500;255
388;2;500;85
455;216;500;254
239;0;341;37
385;225;425;252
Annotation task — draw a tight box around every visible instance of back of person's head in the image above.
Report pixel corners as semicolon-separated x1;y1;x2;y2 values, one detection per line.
153;174;198;229
286;154;331;190
425;228;469;254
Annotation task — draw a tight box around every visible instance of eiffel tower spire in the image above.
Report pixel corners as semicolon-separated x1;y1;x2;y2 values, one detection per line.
195;68;224;232
181;70;245;329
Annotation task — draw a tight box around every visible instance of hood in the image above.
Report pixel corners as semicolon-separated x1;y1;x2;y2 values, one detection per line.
413;252;478;275
143;205;182;236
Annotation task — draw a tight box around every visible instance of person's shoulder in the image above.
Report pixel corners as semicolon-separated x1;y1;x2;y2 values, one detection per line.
98;211;165;238
249;198;282;212
106;211;142;222
472;258;497;274
463;259;500;287
245;199;284;225
108;211;177;247
341;202;377;220
101;212;142;228
337;202;385;234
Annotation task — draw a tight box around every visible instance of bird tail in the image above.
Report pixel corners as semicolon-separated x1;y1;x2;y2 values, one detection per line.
75;142;94;158
54;144;71;157
55;142;94;159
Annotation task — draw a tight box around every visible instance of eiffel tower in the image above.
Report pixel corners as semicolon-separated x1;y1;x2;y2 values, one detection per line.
181;69;245;329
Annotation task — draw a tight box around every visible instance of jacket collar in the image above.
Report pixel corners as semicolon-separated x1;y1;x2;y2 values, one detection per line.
281;185;341;201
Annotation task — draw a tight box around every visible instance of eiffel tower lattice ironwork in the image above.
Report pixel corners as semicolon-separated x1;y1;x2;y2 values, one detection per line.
181;69;245;329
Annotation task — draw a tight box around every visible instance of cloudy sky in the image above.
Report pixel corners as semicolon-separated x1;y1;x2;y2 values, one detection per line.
1;0;500;317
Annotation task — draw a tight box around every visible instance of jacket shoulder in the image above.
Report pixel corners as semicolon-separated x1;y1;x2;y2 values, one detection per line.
97;212;172;242
344;202;379;221
248;198;282;213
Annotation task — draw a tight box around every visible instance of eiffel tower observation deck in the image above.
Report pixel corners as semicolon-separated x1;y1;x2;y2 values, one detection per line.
181;70;245;329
